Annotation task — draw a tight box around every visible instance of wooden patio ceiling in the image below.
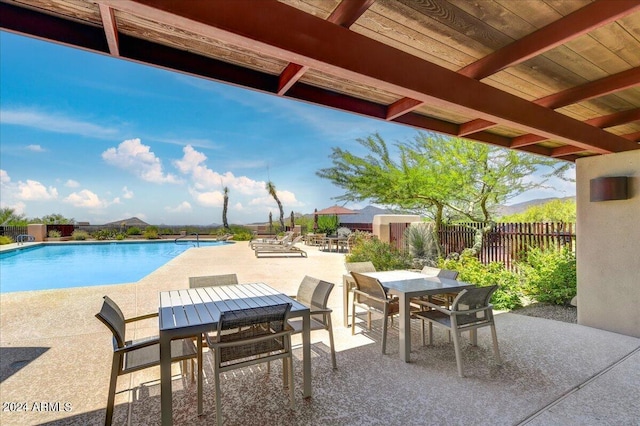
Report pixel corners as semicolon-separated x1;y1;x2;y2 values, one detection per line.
2;0;640;162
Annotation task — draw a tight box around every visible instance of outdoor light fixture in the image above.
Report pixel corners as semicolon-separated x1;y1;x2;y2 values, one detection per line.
590;176;629;202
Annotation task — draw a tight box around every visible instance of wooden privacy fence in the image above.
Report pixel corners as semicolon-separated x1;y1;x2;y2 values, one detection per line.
391;222;575;271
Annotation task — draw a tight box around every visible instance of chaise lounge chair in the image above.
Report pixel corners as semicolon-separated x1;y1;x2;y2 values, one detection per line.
254;235;307;257
249;231;293;249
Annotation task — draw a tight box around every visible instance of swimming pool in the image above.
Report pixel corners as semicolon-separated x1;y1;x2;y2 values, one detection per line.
0;241;229;293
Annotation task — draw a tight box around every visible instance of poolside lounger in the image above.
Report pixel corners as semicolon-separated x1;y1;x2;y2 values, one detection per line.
254;235;307;257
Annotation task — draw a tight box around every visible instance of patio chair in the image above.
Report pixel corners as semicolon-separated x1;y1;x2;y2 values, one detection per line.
254;235;307;257
350;272;399;354
287;276;337;369
95;296;197;426
343;262;376;326
189;273;239;288
205;303;295;426
413;285;501;377
412;268;460;310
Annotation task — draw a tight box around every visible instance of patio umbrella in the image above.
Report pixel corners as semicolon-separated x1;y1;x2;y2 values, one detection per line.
313;208;318;231
268;212;273;233
290;211;295;229
315;205;358;230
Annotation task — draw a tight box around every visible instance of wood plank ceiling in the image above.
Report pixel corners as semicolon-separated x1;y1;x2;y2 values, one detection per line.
1;0;639;162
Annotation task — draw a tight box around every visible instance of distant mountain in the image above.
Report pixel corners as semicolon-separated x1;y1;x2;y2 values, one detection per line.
339;205;395;223
496;196;575;218
103;217;150;227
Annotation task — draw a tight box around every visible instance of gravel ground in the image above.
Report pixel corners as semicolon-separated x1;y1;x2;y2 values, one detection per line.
510;302;577;324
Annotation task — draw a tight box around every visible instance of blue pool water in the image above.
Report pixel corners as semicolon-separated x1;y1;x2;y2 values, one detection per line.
0;241;229;293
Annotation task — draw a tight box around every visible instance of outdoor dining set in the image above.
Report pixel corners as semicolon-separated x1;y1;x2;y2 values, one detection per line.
95;262;500;425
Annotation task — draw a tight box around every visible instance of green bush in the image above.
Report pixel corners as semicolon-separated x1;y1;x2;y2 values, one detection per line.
143;226;160;239
346;238;412;271
0;235;13;245
441;254;523;311
126;226;142;235
72;230;89;240
518;246;576;305
47;230;62;238
93;229;118;240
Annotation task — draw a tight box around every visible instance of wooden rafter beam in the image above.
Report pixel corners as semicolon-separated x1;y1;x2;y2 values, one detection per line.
0;2;108;53
551;145;588;158
622;131;640;142
105;0;635;155
535;67;640;109
458;0;640;80
458;119;497;136
386;98;423;121
98;4;119;56
327;0;375;28
584;108;640;128
277;63;308;95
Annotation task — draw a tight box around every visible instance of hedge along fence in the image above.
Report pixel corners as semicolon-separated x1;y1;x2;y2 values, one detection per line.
390;222;575;271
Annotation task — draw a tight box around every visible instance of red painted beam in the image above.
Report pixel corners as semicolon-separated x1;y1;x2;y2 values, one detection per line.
622;131;640;142
278;63;308;95
327;0;375;28
584;108;640;128
386;98;423;120
0;2;109;53
535;67;640;109
551;145;588;158
458;119;497;136
510;134;549;148
99;4;120;56
458;0;640;80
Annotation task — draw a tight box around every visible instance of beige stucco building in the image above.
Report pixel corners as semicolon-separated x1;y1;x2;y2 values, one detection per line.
576;150;640;338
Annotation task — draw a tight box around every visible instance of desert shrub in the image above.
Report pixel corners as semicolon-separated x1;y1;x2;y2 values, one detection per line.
72;230;89;240
0;235;13;245
517;246;576;305
404;223;438;268
346;237;412;271
227;225;252;241
93;229;119;240
441;253;523;311
47;230;62;238
126;226;142;235
143;226;160;239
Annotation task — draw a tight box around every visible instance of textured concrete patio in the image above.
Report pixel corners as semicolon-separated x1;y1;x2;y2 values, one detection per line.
1;241;638;425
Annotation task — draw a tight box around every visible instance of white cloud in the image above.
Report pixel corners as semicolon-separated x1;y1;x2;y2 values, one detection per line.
102;138;181;184
0;169;10;185
26;144;46;152
189;188;225;207
249;190;303;208
122;186;134;199
63;189;110;208
166;201;192;213
1;108;118;138
174;145;266;195
65;179;80;188
17;180;58;200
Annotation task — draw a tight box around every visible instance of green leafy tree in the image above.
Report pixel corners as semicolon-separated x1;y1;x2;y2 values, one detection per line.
500;199;576;223
222;186;230;229
37;213;75;224
0;208;27;225
266;181;285;230
317;132;571;254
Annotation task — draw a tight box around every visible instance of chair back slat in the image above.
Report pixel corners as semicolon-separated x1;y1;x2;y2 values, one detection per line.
345;261;376;273
217;303;292;335
95;296;127;348
189;273;238;288
452;285;497;310
297;275;334;310
437;269;459;280
421;266;440;276
350;272;388;311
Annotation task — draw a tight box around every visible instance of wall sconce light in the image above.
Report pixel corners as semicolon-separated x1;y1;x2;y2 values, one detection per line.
590;176;629;202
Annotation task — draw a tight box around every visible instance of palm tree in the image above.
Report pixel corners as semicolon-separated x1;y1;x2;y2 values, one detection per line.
222;186;229;229
266;181;285;230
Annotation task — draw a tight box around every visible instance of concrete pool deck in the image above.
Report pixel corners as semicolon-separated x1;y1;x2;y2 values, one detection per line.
1;241;638;425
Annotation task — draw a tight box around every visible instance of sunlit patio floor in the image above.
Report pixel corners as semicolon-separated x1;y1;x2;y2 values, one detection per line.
1;241;638;425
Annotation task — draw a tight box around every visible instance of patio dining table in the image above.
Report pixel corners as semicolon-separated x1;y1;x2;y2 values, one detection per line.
158;282;311;425
359;270;473;362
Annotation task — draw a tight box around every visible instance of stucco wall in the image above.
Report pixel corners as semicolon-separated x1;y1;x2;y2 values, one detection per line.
372;214;421;243
576;150;640;337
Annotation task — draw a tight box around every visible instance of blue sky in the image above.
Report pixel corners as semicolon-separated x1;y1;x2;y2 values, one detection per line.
0;32;575;225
